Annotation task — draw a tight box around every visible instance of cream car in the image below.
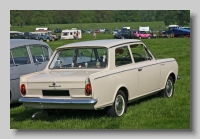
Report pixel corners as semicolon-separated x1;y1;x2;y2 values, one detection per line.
19;39;180;117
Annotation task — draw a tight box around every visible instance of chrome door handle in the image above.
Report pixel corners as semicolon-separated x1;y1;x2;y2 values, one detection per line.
138;68;142;71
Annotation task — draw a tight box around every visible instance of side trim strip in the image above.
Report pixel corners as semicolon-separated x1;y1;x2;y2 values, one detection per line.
94;68;136;80
10;78;20;81
94;60;175;80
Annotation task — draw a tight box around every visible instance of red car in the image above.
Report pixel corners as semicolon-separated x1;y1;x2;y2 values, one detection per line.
94;30;100;34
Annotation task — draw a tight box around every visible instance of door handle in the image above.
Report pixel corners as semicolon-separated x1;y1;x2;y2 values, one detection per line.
138;68;142;71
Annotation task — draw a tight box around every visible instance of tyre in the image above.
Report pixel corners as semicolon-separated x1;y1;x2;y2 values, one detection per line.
52;38;55;41
148;36;151;39
46;39;49;42
106;90;127;117
39;39;43;42
160;76;174;98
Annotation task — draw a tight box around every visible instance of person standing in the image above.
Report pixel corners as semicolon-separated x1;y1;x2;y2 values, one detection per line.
93;32;96;39
76;31;79;39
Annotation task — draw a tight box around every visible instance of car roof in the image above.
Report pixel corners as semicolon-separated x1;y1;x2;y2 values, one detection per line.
10;39;50;49
57;39;141;50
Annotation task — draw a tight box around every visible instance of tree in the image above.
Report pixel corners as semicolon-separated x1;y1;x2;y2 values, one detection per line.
177;10;190;26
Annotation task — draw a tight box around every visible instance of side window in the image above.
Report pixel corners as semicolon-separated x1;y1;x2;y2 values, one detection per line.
10;46;30;65
130;44;152;63
115;46;132;67
30;45;46;63
43;46;49;61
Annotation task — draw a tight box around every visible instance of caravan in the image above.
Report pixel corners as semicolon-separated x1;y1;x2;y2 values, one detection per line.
61;29;82;39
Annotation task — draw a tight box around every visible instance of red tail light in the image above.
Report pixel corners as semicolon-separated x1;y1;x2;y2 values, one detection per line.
85;84;92;96
20;84;26;96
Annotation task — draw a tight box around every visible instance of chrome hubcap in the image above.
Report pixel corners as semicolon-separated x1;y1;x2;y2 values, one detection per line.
115;95;125;116
166;79;173;97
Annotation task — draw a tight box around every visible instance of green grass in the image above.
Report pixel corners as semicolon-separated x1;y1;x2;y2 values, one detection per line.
10;21;165;32
10;24;190;129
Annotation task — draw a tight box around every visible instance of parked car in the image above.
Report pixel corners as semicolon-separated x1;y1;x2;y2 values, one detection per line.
86;29;93;34
99;29;105;33
24;32;33;39
19;39;180;117
81;30;85;33
54;28;62;33
149;29;157;38
112;29;121;35
10;31;26;39
10;39;53;104
134;31;152;39
41;34;52;42
47;31;60;41
114;29;135;39
29;34;39;40
36;34;48;42
94;29;100;34
158;29;168;38
104;29;110;34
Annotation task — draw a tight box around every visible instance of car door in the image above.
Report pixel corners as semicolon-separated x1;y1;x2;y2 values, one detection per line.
10;46;37;102
114;45;139;100
130;43;161;96
29;45;51;71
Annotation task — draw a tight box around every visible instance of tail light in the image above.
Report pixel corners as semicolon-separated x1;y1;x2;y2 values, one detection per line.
85;78;92;96
20;84;26;96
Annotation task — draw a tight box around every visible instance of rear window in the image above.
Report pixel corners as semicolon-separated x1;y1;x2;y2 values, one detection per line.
49;47;108;69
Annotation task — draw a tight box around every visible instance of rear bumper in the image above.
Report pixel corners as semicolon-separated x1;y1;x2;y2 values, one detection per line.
19;97;98;110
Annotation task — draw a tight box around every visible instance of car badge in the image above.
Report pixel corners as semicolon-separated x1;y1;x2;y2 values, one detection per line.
49;82;61;87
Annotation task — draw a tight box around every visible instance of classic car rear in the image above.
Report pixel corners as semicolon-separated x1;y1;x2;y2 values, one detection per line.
19;39;179;117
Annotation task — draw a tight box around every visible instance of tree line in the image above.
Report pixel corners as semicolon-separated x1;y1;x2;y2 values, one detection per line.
10;10;190;26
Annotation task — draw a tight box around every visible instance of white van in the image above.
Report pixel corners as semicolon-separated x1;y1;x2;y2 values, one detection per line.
61;29;82;39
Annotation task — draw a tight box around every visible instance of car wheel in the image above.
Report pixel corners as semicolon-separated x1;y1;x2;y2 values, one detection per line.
160;76;174;98
106;90;127;117
40;39;43;42
121;36;124;39
52;38;55;41
46;39;49;42
148;36;151;39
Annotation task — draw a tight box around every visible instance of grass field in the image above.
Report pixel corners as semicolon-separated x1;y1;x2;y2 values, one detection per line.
10;23;190;129
10;21;166;33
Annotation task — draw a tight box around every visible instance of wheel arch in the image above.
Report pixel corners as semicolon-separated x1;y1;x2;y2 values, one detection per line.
163;72;176;87
113;86;129;103
168;72;176;83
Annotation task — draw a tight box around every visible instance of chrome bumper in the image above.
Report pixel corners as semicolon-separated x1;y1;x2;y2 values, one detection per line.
19;97;98;110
